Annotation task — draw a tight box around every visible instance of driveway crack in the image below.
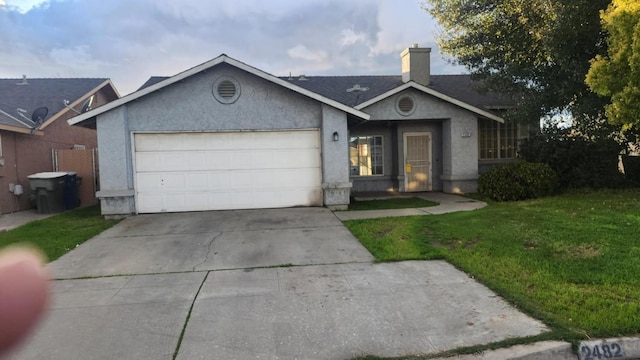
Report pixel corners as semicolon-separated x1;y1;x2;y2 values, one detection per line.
192;232;222;272
172;271;209;360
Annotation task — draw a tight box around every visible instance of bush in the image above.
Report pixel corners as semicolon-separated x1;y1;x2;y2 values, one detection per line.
478;161;558;201
519;130;628;189
622;155;640;183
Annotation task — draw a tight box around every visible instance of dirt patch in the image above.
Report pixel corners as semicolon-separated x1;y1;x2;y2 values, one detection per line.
374;227;393;239
568;244;602;258
434;237;481;250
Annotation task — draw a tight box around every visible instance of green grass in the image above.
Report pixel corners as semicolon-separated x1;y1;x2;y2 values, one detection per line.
0;206;120;262
349;197;438;211
344;189;640;342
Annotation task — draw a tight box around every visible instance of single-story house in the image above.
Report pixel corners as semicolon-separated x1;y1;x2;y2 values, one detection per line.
69;45;526;217
0;77;119;214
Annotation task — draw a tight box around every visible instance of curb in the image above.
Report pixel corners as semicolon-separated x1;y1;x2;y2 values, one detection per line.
432;341;574;359
433;337;640;359
577;337;640;360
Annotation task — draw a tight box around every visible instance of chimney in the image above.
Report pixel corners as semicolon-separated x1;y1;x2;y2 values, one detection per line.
401;44;431;86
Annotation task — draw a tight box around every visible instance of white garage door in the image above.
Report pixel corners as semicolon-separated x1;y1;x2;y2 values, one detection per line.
134;131;322;213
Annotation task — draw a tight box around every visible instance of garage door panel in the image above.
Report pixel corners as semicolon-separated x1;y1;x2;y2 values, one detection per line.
135;153;162;172
137;194;163;213
252;149;320;169
137;169;321;192
277;169;322;187
138;189;323;213
136;152;187;172
134;131;322;213
135;132;322;152
136;173;163;191
136;148;320;172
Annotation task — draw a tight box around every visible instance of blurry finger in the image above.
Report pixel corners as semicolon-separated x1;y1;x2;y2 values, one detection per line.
0;248;49;354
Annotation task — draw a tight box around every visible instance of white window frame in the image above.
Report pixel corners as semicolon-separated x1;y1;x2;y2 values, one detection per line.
350;135;384;176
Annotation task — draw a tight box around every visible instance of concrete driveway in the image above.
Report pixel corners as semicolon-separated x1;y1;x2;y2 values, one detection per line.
8;208;547;360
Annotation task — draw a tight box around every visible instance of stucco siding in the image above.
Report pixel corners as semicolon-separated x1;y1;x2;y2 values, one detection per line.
362;88;466;121
126;64;322;132
442;114;479;193
95;107;136;215
94;64;357;215
97;107;131;192
320;104;351;208
354;88;480;194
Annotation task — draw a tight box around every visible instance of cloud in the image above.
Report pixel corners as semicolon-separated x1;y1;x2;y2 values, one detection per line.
340;28;368;47
0;0;464;94
287;45;328;62
4;0;49;13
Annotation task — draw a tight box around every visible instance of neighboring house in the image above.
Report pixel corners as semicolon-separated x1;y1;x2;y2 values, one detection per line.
68;46;525;217
0;77;119;215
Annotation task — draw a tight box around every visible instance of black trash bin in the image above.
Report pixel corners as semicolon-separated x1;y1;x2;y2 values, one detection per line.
27;172;67;214
63;172;80;210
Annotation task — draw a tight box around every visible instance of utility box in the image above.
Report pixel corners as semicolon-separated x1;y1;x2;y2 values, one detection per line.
28;172;69;214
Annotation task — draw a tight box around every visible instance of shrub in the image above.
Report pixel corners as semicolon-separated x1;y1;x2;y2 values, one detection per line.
519;130;628;189
478;161;558;201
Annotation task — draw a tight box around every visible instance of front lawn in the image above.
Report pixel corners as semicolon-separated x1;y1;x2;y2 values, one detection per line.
344;189;640;341
0;206;119;261
349;197;438;211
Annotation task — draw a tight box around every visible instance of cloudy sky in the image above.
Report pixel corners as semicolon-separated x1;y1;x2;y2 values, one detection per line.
0;0;465;95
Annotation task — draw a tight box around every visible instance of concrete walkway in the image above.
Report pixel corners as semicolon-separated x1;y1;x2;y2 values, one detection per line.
0;193;484;230
0;209;56;232
335;192;487;221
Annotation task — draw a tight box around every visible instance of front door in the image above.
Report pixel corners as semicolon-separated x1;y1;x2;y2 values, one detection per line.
404;132;432;192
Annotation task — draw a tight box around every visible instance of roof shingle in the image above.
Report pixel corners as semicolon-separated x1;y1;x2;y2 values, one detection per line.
0;78;108;129
280;75;512;110
138;73;512;113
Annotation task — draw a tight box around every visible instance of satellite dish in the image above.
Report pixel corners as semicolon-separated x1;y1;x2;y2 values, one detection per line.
81;95;94;113
31;107;48;126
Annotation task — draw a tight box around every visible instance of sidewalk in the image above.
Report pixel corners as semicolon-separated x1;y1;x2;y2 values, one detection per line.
0;209;55;232
334;192;487;221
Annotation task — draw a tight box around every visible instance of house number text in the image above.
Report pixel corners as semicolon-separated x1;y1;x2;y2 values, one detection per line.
580;342;625;360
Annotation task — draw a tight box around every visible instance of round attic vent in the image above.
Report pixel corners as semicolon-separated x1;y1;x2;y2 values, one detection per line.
396;95;416;115
212;76;241;104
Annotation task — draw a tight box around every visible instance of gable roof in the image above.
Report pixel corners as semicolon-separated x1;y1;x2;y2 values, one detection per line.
280;75;511;122
0;78;119;133
354;82;505;122
141;74;512;114
68;55;370;127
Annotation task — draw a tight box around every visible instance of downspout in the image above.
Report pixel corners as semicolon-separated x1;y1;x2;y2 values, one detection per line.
13;133;20;212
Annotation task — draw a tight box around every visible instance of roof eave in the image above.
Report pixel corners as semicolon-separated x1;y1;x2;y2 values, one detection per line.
355;82;504;123
0;123;44;135
40;79;117;129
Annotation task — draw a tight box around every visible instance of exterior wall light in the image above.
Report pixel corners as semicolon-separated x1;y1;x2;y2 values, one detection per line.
333;132;339;141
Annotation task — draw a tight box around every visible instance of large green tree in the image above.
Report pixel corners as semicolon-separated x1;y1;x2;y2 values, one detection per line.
423;0;611;132
586;0;640;131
